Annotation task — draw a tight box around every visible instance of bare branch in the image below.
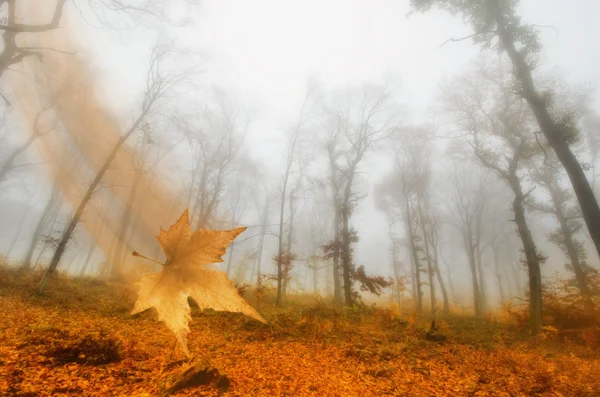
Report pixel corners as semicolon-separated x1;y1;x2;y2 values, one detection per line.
0;0;67;32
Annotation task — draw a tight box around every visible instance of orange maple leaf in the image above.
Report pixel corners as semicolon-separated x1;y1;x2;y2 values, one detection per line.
131;209;266;356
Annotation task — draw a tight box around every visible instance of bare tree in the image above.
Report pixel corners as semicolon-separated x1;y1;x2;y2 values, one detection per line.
411;0;600;268
440;58;544;333
110;128;174;277
445;164;490;317
376;126;431;313
37;44;191;293
417;190;450;317
330;83;397;306
275;87;317;306
528;155;593;298
0;0;68;80
249;185;273;285
179;91;250;230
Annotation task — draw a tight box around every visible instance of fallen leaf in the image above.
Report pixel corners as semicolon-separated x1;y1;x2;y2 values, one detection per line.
131;209;265;356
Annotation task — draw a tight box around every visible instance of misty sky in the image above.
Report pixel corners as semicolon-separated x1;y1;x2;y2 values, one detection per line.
3;0;600;294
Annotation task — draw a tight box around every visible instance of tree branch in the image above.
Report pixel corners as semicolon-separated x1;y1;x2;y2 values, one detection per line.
0;0;67;32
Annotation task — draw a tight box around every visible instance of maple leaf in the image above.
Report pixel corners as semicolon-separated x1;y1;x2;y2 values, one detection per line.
131;209;266;356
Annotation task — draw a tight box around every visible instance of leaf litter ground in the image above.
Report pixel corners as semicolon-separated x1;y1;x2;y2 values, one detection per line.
1;268;600;396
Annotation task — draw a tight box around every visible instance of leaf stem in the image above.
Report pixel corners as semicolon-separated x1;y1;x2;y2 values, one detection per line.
132;250;164;266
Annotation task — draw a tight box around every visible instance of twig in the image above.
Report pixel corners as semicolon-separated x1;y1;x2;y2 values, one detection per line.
433;32;488;50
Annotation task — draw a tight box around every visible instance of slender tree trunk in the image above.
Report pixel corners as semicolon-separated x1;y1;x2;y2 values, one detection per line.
476;244;488;313
253;202;268;285
474;208;488;313
465;226;482;317
282;193;296;300
79;242;96;277
6;207;30;259
0;137;35;185
22;185;60;269
276;173;289;307
65;252;78;273
549;190;590;296
404;199;422;313
423;240;436;316
492;246;506;303
446;268;457;305
431;245;449;316
331;207;342;304
492;0;600;262
418;209;436;316
390;239;402;309
37;126;139;294
34;200;64;268
510;259;523;297
226;241;236;277
111;169;143;279
341;203;353;306
509;176;543;334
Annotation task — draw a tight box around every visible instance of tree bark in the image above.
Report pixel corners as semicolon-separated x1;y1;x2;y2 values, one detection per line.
418;207;436;316
341;203;353;306
509;176;543;334
253;198;269;285
21;182;60;269
548;188;590;296
491;0;600;262
465;225;482;317
404;199;422;313
275;170;290;306
492;245;506;303
327;144;342;304
433;249;449;316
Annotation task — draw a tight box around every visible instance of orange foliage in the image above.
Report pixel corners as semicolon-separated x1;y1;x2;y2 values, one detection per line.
502;272;600;347
2;266;600;396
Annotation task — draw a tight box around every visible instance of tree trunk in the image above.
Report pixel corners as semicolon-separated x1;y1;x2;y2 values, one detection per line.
464;224;482;316
79;242;96;277
253;200;268;285
492;0;600;263
275;172;289;307
390;239;402;309
22;184;60;270
225;241;236;277
474;208;488;313
327;143;342;304
331;206;342;304
509;176;543;334
35;200;64;268
418;209;436;316
37;127;138;294
111;168;143;279
0;136;36;186
475;244;488;314
404;200;422;313
341;203;353;306
549;190;590;296
443;256;458;307
5;207;29;259
510;259;523;297
282;193;296;301
431;245;449;316
492;246;506;303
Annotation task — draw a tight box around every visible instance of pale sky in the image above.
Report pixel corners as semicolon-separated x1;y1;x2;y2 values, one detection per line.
3;0;599;293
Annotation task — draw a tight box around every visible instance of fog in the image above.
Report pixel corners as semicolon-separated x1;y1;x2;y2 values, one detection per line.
1;0;599;312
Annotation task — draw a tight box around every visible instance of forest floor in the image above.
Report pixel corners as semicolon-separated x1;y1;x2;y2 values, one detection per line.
1;267;599;397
